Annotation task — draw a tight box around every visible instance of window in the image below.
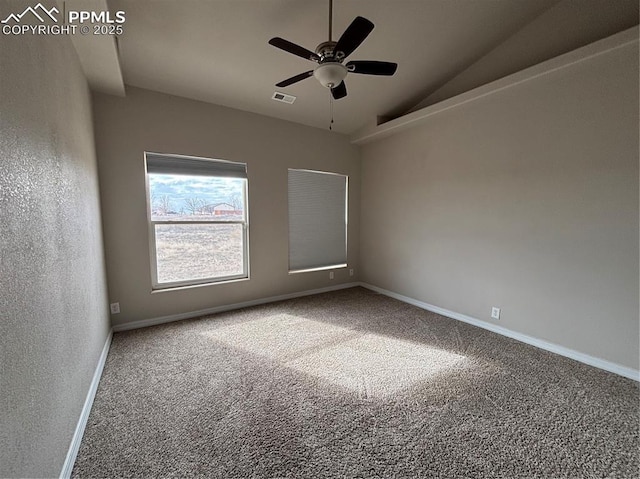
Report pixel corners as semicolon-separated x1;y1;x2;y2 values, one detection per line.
145;152;248;289
288;169;348;273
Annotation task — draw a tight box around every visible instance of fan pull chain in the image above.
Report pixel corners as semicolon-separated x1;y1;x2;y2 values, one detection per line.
329;92;334;131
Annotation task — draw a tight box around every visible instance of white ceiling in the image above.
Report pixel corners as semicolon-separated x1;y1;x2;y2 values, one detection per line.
103;0;636;135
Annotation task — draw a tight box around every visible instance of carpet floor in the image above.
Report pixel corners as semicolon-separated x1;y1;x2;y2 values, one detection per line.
72;287;639;478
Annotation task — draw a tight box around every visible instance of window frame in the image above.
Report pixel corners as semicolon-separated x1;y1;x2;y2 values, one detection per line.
144;152;249;291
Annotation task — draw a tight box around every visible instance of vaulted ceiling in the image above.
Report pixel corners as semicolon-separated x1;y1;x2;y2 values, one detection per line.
91;0;638;135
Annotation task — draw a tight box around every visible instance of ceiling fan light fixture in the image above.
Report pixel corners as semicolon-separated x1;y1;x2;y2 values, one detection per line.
313;62;348;88
269;3;397;101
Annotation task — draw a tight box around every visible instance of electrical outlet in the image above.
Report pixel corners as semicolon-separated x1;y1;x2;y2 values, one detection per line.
329;271;334;280
110;302;120;314
349;269;354;277
491;307;500;320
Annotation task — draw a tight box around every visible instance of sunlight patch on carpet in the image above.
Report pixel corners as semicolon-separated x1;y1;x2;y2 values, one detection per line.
203;314;466;397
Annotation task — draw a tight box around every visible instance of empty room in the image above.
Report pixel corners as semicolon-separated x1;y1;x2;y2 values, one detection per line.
1;0;638;477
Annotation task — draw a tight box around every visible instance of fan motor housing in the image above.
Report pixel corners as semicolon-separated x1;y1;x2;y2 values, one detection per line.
315;41;343;62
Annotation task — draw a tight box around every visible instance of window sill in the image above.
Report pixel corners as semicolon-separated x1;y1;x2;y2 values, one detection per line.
288;264;347;275
151;275;249;293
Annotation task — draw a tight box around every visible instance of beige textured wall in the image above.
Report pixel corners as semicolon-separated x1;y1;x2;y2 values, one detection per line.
0;1;111;476
360;42;639;369
93;87;360;327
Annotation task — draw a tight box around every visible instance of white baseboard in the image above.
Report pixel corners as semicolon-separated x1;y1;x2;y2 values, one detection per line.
359;282;639;382
60;330;113;479
112;282;360;332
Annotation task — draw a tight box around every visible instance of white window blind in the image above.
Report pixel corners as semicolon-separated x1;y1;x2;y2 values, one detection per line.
288;169;347;272
146;152;247;178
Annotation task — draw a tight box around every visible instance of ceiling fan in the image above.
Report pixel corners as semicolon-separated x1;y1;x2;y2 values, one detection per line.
268;0;397;100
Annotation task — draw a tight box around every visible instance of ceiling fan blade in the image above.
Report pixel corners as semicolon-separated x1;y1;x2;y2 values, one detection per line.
334;16;374;60
331;81;347;100
268;37;320;62
276;71;314;87
346;60;397;76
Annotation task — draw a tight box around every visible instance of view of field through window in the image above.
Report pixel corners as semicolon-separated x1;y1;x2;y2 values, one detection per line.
148;173;246;284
